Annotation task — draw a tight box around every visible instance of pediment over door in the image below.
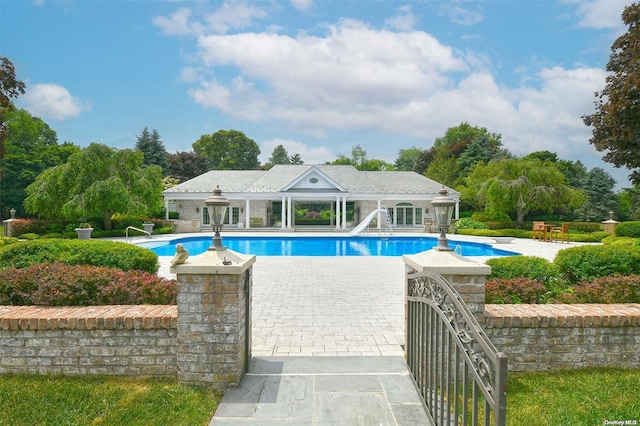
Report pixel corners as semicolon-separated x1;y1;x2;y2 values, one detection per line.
282;167;346;193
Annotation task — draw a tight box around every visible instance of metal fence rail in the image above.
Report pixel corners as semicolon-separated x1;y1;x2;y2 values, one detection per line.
406;271;507;426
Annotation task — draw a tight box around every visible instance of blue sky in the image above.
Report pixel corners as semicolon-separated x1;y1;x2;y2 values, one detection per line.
1;0;636;189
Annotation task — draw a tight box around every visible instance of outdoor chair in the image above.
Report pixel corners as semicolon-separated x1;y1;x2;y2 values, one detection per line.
550;222;570;244
532;221;546;241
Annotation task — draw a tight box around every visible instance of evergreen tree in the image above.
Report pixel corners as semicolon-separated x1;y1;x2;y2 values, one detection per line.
135;127;169;174
289;153;304;165
269;145;290;165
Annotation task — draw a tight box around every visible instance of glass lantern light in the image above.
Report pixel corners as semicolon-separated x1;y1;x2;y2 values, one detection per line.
204;185;230;251
430;187;456;251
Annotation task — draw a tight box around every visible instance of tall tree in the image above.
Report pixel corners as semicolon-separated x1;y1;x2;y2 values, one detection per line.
2;108;78;217
573;168;618;221
0;56;26;218
459;158;585;227
582;3;640;185
427;122;506;186
395;147;421;171
193;129;260;170
166;150;210;182
268;144;290;165
135;127;169;173
24;143;163;230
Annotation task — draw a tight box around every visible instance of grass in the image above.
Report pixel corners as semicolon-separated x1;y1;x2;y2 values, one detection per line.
2;369;638;425
506;368;640;425
0;375;222;426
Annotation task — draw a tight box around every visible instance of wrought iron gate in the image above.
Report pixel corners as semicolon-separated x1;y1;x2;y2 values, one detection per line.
406;271;507;426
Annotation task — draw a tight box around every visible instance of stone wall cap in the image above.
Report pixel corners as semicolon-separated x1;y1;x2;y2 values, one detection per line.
403;249;491;275
171;248;256;275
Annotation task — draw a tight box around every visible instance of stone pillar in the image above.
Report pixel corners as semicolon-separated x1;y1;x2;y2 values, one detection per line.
3;208;17;237
602;211;619;234
403;249;490;320
171;248;256;389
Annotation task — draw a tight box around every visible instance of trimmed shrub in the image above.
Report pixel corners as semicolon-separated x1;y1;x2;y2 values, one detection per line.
615;221;640;238
0;262;176;306
486;256;559;284
455;217;489;230
569;222;603;233
553;245;640;284
558;274;640;304
485;278;548;304
0;237;19;246
17;233;40;240
0;239;158;273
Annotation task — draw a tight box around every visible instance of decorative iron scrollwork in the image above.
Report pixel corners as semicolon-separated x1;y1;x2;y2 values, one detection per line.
408;273;496;395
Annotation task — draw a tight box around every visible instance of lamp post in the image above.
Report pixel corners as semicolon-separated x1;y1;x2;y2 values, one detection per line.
205;185;230;251
430;187;456;251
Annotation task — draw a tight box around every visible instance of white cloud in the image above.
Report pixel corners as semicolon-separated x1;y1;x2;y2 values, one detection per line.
437;3;484;27
260;138;334;164
153;8;197;36
568;0;631;30
385;4;418;32
153;2;268;36
290;0;313;13
22;83;87;120
189;19;467;131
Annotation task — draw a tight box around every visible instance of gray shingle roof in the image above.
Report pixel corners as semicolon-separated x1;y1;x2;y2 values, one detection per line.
163;165;459;197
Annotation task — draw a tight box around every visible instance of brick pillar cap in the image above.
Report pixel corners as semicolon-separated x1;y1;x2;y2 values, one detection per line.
403;249;491;275
171;248;256;275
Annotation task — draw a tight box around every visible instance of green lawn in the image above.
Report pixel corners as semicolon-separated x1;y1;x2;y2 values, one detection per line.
0;375;222;426
0;369;638;425
506;368;640;425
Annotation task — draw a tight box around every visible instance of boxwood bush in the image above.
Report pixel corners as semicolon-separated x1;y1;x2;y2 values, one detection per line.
0;239;158;273
486;256;559;284
615;221;640;238
0;262;175;306
553;245;640;284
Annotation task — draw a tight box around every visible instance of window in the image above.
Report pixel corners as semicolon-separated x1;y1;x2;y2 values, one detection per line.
393;202;420;227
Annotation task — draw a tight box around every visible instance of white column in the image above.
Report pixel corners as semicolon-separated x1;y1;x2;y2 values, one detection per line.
455;201;460;221
342;196;347;229
245;199;250;228
335;196;341;230
287;196;293;229
377;200;382;229
281;196;286;229
165;199;169;220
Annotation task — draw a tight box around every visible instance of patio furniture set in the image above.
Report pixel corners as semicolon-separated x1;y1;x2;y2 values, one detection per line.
532;221;570;243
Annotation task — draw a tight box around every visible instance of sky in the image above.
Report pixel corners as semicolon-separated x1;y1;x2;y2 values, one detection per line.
1;0;637;189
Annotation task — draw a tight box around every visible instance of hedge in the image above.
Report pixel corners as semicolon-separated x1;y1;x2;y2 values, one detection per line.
0;239;158;273
0;262;175;306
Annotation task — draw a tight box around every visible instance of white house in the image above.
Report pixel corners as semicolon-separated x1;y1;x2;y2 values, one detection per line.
162;164;460;231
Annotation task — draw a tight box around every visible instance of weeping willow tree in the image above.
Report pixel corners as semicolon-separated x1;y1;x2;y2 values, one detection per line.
458;158;586;228
24;143;164;230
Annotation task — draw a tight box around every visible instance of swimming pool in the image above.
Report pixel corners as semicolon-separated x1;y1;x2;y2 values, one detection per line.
141;236;518;257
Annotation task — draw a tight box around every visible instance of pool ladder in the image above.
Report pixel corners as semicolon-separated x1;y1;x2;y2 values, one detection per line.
125;226;151;243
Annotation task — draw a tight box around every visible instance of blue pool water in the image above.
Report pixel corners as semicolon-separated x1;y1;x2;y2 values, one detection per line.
141;236;518;257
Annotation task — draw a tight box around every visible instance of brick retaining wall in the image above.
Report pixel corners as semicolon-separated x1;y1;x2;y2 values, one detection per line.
0;305;177;377
484;304;640;371
1;304;639;376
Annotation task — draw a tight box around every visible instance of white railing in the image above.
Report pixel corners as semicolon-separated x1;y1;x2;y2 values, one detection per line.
125;226;151;243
